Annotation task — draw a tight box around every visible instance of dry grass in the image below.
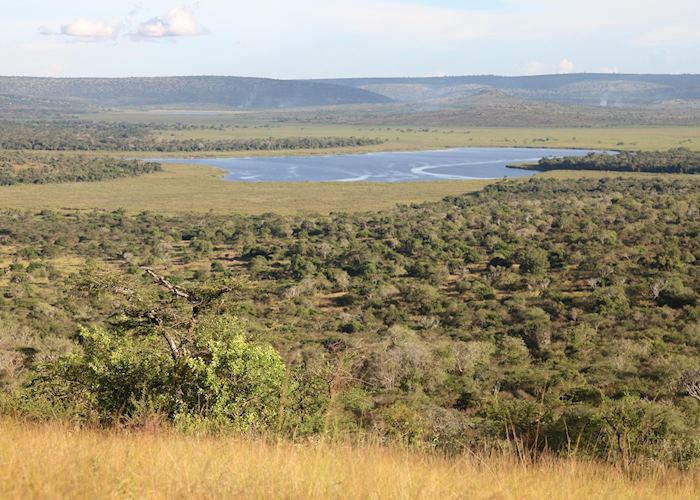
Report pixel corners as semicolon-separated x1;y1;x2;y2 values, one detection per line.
0;163;493;215
88;114;700;154
153;125;700;154
0;419;698;499
0;160;684;215
123;125;700;158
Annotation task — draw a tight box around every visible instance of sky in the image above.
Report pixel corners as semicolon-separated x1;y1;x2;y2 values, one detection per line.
1;0;699;79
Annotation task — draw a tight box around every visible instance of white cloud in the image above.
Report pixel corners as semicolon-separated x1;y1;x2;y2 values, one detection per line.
136;7;205;38
558;58;575;74
60;18;118;40
526;60;547;75
16;0;700;77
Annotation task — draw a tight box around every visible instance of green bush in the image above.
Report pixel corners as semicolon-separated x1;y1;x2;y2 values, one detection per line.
27;317;293;432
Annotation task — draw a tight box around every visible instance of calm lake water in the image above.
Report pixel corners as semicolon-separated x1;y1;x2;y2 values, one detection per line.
153;148;600;183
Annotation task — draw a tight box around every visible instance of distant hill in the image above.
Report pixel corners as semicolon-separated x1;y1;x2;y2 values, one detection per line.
1;73;699;123
0;93;87;119
242;88;700;127
0;76;391;109
319;73;700;107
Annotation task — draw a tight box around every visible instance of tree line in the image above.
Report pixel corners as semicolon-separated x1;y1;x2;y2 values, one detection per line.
0;151;161;185
534;148;700;174
0;121;384;152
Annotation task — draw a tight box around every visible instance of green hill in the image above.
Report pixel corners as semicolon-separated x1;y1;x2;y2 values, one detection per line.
0;76;392;109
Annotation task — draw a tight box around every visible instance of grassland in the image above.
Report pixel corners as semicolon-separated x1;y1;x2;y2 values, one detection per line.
1;125;698;214
0;163;494;214
135;124;700;156
88;108;700;153
1;419;698;500
0;162;682;215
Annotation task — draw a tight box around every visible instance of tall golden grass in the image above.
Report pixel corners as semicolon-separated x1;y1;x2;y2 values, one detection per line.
0;419;698;499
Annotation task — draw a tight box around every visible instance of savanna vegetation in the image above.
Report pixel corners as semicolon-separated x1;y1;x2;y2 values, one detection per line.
0;150;161;185
2;75;700;497
0;75;700;499
2;176;699;470
533;148;700;174
0;121;384;152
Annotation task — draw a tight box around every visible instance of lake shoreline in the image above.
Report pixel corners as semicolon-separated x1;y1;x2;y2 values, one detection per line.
145;147;602;183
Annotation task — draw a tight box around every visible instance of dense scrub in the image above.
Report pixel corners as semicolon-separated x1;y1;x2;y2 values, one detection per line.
0;121;384;152
1;177;700;465
0;151;161;185
535;148;700;174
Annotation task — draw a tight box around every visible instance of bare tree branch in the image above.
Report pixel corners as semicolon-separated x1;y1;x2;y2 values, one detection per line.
143;268;190;300
679;370;700;402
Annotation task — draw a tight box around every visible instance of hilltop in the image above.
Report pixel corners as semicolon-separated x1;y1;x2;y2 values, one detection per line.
320;73;700;107
1;73;699;114
0;76;391;109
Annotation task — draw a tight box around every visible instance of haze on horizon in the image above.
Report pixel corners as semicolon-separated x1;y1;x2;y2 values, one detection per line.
2;0;699;79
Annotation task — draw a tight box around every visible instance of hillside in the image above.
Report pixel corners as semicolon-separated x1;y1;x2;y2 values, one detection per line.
2;176;700;467
1;74;699;127
246;89;700;127
321;73;700;107
0;94;88;119
0;76;391;109
2;73;699;113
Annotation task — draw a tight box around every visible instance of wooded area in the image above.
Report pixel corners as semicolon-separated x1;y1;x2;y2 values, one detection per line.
0;151;161;185
1;176;699;465
535;148;700;174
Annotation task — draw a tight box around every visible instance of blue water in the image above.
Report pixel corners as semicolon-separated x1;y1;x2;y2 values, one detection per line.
151;147;601;183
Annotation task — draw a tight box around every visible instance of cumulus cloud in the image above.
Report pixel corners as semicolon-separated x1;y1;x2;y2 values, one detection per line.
135;7;205;38
40;6;205;43
59;18;118;40
526;60;547;75
558;58;575;74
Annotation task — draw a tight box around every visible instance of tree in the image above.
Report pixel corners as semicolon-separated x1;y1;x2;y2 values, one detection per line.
34;316;288;430
517;246;549;275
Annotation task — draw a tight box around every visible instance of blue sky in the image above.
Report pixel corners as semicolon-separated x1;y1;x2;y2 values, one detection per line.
2;0;699;78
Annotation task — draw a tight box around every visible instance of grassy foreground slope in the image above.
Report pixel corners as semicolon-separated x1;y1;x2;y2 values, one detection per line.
1;419;697;500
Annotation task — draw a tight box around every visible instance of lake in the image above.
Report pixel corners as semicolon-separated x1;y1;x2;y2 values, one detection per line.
152;147;600;182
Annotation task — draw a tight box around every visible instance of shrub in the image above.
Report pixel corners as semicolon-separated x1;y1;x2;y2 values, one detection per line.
589;286;630;318
27;317;292;432
517;246;549;275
